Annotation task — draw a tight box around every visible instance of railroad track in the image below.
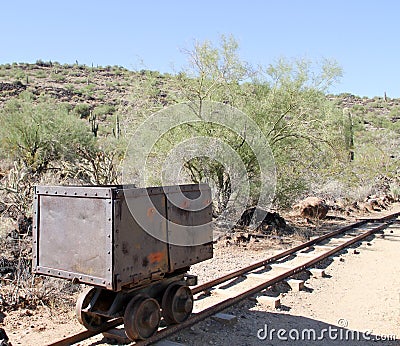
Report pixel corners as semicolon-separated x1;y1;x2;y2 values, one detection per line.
48;212;400;346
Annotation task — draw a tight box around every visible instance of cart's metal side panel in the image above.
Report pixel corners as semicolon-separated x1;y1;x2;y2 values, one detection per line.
34;188;113;289
165;184;213;272
32;191;39;271
114;188;169;291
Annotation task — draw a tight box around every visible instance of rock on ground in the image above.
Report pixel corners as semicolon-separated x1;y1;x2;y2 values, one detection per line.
293;197;329;220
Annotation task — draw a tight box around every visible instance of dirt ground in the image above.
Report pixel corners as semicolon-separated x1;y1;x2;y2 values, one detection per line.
2;206;400;346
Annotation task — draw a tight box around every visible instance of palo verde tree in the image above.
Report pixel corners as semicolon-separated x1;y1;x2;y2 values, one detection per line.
172;35;257;212
171;37;345;209
242;57;344;205
178;34;252;107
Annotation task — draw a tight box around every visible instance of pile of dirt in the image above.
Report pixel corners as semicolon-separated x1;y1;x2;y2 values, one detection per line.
293;197;329;220
224;207;294;244
236;207;292;234
327;193;396;216
352;194;394;213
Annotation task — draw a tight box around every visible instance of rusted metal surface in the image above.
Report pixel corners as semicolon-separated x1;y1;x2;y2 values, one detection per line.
33;184;212;292
33;186;113;289
165;185;213;272
113;191;170;291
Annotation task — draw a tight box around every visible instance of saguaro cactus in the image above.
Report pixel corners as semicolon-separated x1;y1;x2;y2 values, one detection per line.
89;111;99;137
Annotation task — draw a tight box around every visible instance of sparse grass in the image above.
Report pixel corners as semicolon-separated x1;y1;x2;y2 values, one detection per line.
94;104;115;117
76;77;88;84
65;84;75;92
347;184;377;202
50;72;66;82
0;216;15;241
389;183;400;200
13;70;26;81
0;228;80;311
34;70;46;78
388;106;400;118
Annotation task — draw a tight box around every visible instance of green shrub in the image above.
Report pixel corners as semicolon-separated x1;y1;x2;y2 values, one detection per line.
50;72;66;82
14;70;26;81
351;104;366;114
389;183;400;200
77;78;87;84
370;100;385;108
0;94;95;173
77;84;96;97
96;92;105;101
65;84;75;92
388;106;400;118
34;70;47;78
93;104;115;117
105;81;117;87
73;103;91;118
364;112;391;128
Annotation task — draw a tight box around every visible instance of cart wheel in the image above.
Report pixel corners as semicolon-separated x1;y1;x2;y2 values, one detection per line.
162;283;193;325
76;287;108;331
124;294;161;340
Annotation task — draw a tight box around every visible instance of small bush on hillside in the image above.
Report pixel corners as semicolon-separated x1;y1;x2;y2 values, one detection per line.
73;103;91;118
50;72;66;82
351;104;366;114
388;106;400;118
80;84;96;97
370;100;385;109
34;70;46;79
93;104;115;117
13;70;25;81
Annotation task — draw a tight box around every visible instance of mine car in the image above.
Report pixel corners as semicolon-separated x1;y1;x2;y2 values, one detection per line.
32;184;213;340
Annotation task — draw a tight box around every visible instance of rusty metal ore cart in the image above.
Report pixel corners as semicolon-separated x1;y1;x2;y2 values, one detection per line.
32;184;213;340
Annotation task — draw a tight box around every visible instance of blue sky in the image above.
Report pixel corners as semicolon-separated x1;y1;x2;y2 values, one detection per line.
1;0;399;97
